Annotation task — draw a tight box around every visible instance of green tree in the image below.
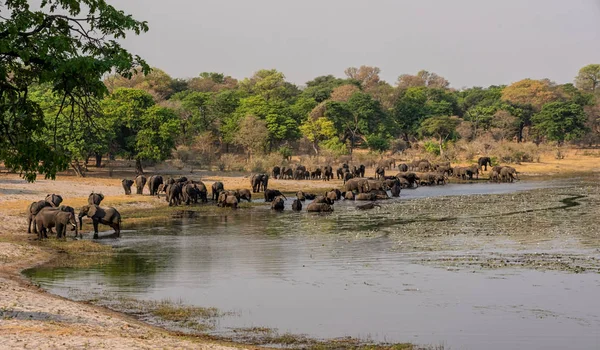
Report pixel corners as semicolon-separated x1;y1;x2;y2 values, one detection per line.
532;102;587;144
102;88;179;173
419;116;460;156
234;115;269;159
575;64;600;94
0;0;149;181
299;117;337;155
392;87;429;140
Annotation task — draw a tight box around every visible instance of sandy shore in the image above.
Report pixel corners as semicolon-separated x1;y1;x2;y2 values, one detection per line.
1;149;599;349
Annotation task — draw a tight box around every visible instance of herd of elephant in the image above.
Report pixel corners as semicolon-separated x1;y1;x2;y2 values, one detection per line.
26;193;121;240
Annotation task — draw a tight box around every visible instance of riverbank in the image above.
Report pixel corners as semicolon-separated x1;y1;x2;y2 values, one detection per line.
1;152;599;349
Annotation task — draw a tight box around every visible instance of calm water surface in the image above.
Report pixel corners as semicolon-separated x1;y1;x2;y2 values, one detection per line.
26;182;600;350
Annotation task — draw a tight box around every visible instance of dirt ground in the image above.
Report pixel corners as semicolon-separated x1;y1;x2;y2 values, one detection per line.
1;149;599;349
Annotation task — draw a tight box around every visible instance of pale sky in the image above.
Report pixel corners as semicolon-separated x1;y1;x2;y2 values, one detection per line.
114;0;600;88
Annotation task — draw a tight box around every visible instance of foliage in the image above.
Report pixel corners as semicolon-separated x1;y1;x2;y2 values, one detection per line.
423;140;441;156
365;134;390;152
575;64;600;94
234;115;269;157
532;102;587;144
0;0;149;181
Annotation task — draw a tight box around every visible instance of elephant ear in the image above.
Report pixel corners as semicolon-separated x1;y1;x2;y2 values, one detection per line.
87;205;98;218
99;193;105;201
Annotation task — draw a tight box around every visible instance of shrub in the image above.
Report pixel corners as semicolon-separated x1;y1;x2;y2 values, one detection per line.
319;138;348;157
365;134;390;153
424;140;441;156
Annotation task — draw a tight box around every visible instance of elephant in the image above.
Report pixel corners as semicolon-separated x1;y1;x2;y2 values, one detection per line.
478;157;492;171
272;166;281;179
122;179;134;195
491;166;503;174
211;181;224;201
437;166;453;177
296;191;306;201
311;168;322;179
468;165;480;179
356;203;380;210
391;183;401;197
306;202;333;212
88;192;104;205
313;195;334;205
26;200;52;233
344;191;355;200
304;193;317;200
418;161;432;172
398;163;408;172
322;166;333;181
396;173;419;188
490;170;500;182
45;194;63;207
434;161;451;170
167;183;183;206
264;189;287;202
375;167;385;179
370;190;390;200
500;166;518;182
78;204;121;239
157;183;168;198
251;174;269;193
175;176;188;184
344;178;370;193
325;191;337;204
291;199;302;211
336;167;344;180
271;196;285;211
281;168;293;179
217;192;238;209
377;159;396;170
135;175;147;195
238;189;252;202
148;175;163;196
192;181;208;202
182;183;200;205
343;172;353;184
35;207;78;240
355;192;377;201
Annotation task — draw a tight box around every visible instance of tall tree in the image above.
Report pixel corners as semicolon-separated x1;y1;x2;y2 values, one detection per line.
419;116;460;156
344;66;381;90
234;115;268;159
397;70;450;89
532;102;587;145
0;0;149;181
575;64;600;94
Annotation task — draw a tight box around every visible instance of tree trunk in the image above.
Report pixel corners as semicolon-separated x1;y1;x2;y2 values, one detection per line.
135;158;144;175
71;162;85;177
312;142;319;156
95;153;102;168
439;136;444;156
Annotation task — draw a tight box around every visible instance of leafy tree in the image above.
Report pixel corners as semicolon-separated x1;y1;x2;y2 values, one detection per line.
234;115;268;159
105;68;174;100
0;0;149;181
344;66;381;90
397;70;450;89
330;84;361;102
532;102;587;144
501;79;560;111
392;87;429;140
102;88;179;173
302;75;348;102
239;69;299;101
419;116;460;156
299;117;337;155
575;64;600;94
365;134;390;152
188;72;238;93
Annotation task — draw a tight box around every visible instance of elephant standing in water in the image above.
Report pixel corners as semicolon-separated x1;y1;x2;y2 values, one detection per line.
26;194;63;234
79;205;122;239
271;196;285;211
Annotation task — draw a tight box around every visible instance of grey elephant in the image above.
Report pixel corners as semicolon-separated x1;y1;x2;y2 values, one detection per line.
45;194;63;207
490;170;500;182
291;199;302;211
182;183;200;205
135;175;147;195
148;175;163;196
251;174;269;193
313;195;334;205
344;191;355;200
355;192;377;201
26;194;63;234
211;181;224;201
500;166;518;182
398;163;408;172
478;157;492;171
167;183;183;206
35;207;78;240
238;189;252;202
78;205;122;239
344;178;370;193
271;196;285;211
88;192;104;205
122;179;134;195
391;183;401;197
264;189;286;202
306;202;333;212
217;192;238;209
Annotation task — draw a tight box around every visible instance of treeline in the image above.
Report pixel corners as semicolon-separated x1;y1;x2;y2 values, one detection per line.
29;64;600;174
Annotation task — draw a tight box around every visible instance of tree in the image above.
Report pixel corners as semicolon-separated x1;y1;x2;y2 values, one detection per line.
392;87;429;140
188;72;238;93
575;64;600;94
532;102;587;144
299;117;337;155
330;84;360;102
234;115;268;159
344;66;381;90
419;116;460;156
397;70;450;89
102;88;179;173
501;79;560;111
104;68;174;100
0;0;149;181
239;69;299;101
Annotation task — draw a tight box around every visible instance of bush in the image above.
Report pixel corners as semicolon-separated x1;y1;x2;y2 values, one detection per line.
278;146;293;161
423;140;441;156
217;154;244;172
365;134;390;153
319;138;348;157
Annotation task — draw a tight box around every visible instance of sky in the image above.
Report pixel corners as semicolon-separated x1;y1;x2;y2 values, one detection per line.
113;0;600;88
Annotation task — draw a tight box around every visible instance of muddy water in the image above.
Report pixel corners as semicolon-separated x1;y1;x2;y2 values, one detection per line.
25;182;600;350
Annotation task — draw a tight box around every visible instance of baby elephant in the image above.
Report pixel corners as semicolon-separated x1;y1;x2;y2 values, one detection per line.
271;196;285;211
291;199;303;211
122;179;134;195
306;202;333;212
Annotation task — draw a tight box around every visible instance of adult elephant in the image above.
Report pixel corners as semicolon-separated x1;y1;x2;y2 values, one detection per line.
148;175;163;196
291;199;302;211
122;179;134;195
375;167;385;179
35;207;78;240
336;167;344;180
194;181;209;202
217;192;238;209
45;194;63;207
26;200;52;234
211;181;224;201
322;165;333;181
281;168;293;179
344;178;370;193
264;189;286;202
271;196;285;211
167;183;183;206
391;183;401;197
478;157;492;171
500;166;518;182
238;189;252;202
272;166;281;179
182;183;199;205
135;175;147;195
396;173;419;188
251;174;269;193
398;163;408;172
88;192;104;205
78;205;122;239
306;202;333;212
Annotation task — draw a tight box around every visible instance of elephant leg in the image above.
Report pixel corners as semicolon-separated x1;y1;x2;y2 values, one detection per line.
93;220;99;239
27;216;32;233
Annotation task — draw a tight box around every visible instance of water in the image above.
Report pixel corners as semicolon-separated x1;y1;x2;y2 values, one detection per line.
25;182;600;350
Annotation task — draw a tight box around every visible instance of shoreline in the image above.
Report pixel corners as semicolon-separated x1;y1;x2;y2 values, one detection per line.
1;153;599;349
